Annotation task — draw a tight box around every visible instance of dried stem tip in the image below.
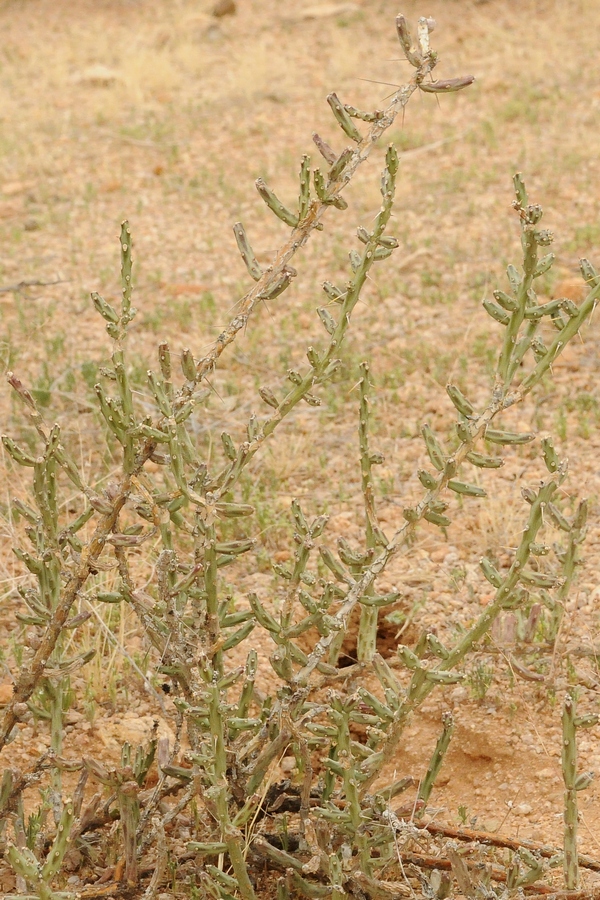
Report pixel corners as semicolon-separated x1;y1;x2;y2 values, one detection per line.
419;75;475;94
396;15;423;67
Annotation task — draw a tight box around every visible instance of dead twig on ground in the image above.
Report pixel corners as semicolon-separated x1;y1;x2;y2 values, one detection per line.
0;278;67;295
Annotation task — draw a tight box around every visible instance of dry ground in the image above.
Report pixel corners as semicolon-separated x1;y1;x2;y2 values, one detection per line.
2;0;600;896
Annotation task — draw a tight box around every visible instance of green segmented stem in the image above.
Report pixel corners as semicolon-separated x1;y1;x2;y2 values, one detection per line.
356;478;556;793
120;221;133;316
233;221;263;281
415;712;454;818
562;693;578;889
356;362;386;662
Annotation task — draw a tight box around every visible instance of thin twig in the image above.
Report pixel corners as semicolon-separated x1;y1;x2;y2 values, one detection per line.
0;278;68;294
415;821;600;872
401;848;556;893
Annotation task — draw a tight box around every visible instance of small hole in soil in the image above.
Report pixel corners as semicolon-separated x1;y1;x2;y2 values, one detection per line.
337;652;357;668
338;619;402;667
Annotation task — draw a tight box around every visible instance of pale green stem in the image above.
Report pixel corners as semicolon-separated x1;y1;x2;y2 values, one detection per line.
562;693;578;890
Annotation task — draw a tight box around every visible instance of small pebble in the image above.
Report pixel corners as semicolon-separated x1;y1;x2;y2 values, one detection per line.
515;803;533;816
212;0;236;16
449;686;468;704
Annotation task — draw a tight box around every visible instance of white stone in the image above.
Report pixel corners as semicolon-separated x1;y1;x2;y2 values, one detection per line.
515;803;533;816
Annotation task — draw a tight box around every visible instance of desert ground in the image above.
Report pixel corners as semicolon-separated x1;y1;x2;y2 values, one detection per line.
1;0;600;897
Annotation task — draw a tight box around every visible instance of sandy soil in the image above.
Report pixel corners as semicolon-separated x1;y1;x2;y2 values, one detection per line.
1;0;600;896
